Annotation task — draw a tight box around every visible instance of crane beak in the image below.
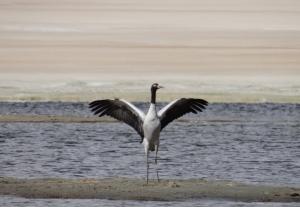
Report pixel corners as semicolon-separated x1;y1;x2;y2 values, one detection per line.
158;85;164;89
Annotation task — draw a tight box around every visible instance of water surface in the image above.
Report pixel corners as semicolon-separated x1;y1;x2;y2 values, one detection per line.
0;102;299;206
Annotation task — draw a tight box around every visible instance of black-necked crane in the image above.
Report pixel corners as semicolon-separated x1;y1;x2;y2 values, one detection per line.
89;83;208;184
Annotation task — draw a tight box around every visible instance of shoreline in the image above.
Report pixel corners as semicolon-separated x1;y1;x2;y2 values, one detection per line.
1;114;298;124
1;73;299;103
0;177;299;202
0;96;300;103
0;115;114;123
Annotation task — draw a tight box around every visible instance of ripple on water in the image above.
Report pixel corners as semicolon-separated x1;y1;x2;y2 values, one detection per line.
0;103;299;188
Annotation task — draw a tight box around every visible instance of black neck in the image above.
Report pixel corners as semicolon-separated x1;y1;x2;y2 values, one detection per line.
151;88;156;104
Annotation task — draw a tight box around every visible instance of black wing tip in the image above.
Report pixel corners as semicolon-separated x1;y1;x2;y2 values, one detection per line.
189;98;209;113
191;98;208;106
193;98;208;105
202;99;209;106
89;100;101;108
88;100;112;117
89;99;112;107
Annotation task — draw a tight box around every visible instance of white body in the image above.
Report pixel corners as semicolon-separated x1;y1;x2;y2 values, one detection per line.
89;83;207;184
142;103;161;153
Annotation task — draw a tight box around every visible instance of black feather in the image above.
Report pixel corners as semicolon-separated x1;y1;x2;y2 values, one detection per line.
159;98;208;131
94;105;110;115
89;99;144;139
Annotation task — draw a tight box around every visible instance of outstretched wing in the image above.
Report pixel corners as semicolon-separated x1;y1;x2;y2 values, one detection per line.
89;99;145;140
158;98;208;131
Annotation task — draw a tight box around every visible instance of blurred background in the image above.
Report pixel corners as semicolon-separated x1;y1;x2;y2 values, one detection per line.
0;0;299;102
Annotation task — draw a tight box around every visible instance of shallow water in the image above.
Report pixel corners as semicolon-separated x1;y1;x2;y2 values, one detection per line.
0;102;299;206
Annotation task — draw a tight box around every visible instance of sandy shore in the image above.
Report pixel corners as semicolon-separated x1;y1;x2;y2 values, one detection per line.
0;0;300;103
0;74;299;103
0;177;299;202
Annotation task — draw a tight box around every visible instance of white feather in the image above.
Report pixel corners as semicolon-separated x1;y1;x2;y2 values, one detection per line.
120;99;146;120
143;103;161;145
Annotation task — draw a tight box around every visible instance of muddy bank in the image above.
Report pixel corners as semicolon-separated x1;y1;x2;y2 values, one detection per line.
0;115;113;123
0;177;299;202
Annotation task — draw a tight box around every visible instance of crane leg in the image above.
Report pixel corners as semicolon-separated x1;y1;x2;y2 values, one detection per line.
155;144;159;164
143;139;150;184
146;151;149;184
155;144;160;182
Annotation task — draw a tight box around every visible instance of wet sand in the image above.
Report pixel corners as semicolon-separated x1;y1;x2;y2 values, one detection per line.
0;177;299;202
